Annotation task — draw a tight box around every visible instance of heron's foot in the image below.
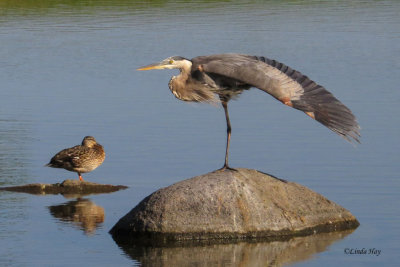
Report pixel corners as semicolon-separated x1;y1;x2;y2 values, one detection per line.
217;164;238;172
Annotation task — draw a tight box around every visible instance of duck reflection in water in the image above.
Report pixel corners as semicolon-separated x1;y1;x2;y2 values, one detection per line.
49;198;104;235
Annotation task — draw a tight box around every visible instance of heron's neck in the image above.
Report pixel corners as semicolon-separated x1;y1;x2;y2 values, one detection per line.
178;60;192;78
170;61;192;91
169;61;218;103
168;62;193;101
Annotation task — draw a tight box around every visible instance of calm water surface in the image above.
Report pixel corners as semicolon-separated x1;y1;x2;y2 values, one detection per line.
1;1;399;266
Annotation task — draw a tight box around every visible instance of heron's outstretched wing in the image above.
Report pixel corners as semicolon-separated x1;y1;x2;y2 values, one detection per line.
192;54;360;143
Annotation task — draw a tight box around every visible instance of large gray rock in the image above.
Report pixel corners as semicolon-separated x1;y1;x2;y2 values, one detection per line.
110;168;358;241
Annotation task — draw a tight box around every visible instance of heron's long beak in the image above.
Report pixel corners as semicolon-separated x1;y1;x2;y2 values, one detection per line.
137;62;167;71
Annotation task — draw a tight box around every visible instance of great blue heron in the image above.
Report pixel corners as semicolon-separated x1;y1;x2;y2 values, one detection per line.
46;136;106;181
138;53;360;170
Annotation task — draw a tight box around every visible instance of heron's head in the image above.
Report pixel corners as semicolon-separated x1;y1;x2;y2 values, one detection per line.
137;56;191;71
82;136;97;148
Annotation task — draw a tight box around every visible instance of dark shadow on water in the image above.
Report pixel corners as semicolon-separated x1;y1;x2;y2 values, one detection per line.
112;229;355;266
48;198;104;235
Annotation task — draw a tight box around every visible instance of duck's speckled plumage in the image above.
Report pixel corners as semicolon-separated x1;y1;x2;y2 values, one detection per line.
46;136;105;181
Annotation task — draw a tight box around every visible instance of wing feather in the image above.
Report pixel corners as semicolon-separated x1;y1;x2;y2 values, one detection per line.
191;53;360;143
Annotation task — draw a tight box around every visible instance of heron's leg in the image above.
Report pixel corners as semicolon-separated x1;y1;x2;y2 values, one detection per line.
218;101;237;171
78;173;84;181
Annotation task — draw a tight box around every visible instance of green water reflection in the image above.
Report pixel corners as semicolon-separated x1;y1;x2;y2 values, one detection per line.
0;0;372;16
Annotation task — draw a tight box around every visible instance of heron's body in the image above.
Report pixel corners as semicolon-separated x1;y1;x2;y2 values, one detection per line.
46;136;105;181
138;53;360;170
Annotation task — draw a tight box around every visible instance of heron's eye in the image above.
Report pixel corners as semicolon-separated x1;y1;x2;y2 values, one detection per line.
169;59;174;64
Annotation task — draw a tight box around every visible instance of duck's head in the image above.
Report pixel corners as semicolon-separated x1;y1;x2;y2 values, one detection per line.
82;136;97;148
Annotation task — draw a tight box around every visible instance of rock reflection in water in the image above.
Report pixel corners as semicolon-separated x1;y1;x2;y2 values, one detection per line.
49;198;104;235
114;230;354;266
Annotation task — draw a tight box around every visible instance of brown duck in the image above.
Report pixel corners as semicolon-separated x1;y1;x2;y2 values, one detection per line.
46;136;105;181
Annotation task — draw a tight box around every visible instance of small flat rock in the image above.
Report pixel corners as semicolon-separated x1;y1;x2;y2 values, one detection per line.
110;168;358;241
0;180;127;195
